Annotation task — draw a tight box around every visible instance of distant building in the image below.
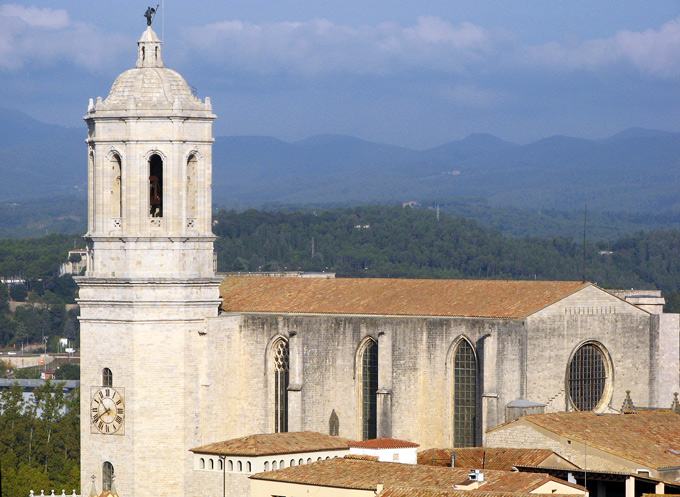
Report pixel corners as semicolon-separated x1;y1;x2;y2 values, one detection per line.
59;249;87;276
41;369;57;380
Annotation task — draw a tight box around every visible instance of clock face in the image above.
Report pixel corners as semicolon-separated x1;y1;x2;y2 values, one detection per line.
90;386;125;435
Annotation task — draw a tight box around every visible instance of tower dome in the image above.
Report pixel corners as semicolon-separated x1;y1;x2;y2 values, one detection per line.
89;26;210;114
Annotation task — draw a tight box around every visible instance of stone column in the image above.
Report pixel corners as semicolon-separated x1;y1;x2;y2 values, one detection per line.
287;331;303;432
479;332;496;444
377;330;392;438
650;313;680;408
625;476;635;497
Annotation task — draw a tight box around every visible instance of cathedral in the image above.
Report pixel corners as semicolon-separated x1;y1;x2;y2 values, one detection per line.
77;24;680;497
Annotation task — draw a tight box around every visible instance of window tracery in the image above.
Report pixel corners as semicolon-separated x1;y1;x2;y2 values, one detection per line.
568;342;610;411
273;339;289;433
453;339;477;447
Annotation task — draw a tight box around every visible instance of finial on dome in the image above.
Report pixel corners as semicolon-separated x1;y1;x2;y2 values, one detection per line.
136;24;163;68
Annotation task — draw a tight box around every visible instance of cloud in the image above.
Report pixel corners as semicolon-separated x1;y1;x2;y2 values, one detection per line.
183;16;495;76
184;13;680;80
436;84;507;108
0;4;69;29
526;16;680;78
0;4;127;72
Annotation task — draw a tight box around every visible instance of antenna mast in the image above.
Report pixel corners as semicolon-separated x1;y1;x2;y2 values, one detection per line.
582;205;587;283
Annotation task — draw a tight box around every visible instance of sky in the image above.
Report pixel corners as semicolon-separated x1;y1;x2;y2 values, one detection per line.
2;1;680;149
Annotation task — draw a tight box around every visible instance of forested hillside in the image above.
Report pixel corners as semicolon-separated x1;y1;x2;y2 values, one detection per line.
213;206;680;309
6;194;680;242
0;234;81;349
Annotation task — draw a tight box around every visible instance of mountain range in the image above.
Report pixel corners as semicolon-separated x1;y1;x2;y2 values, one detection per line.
2;107;680;212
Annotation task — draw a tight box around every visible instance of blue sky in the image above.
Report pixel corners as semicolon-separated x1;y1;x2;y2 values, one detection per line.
2;1;680;148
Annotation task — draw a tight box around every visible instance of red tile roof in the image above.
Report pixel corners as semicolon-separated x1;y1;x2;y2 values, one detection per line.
220;276;590;319
378;487;577;497
250;456;587;493
345;454;379;461
489;411;680;470
350;438;420;449
190;431;355;456
417;447;573;471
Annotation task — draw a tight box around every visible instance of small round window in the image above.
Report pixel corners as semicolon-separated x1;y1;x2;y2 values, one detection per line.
567;342;610;411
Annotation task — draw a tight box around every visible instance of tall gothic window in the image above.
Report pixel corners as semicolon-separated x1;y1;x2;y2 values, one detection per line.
102;367;112;387
273;339;289;433
360;339;378;440
568;342;609;411
102;461;114;491
149;154;163;217
453;339;477;447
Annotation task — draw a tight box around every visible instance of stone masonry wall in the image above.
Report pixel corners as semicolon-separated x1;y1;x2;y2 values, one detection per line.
203;286;678;452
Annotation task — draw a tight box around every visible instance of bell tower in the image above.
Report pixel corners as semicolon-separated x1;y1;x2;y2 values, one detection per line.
77;23;221;497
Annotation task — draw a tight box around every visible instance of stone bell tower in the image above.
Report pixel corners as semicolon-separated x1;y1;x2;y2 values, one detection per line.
77;23;221;497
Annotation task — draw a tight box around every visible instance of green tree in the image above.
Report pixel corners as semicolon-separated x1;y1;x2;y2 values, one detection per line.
0;382;80;496
0;282;9;313
10;284;28;302
55;364;79;380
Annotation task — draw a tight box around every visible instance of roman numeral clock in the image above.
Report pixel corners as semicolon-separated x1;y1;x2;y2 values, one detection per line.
90;386;125;435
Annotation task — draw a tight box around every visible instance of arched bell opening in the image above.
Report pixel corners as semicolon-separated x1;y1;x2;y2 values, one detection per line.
149;154;163;217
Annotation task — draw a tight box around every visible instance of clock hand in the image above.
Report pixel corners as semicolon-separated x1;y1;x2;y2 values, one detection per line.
92;406;111;423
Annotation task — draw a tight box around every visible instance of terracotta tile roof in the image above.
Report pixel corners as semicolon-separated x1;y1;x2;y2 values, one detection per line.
418;448;566;471
346;454;379;461
418;448;453;467
220;276;590;318
250;456;587;493
190;431;355;456
490;411;680;470
378;487;577;497
350;438;420;449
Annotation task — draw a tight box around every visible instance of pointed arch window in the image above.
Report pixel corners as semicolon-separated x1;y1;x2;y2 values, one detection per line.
273;339;289;433
359;339;378;440
102;461;114;491
329;409;339;436
453;339;477;447
149;154;163;217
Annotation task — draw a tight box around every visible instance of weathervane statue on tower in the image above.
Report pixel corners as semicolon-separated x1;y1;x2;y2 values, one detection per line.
144;5;159;26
